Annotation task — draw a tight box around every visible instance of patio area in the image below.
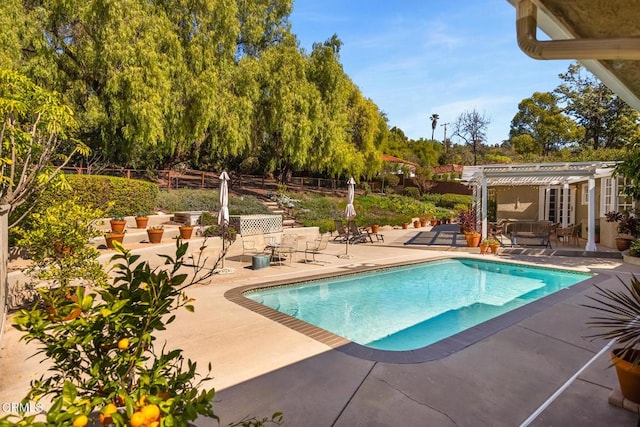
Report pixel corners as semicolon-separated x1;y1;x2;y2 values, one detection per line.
1;227;639;426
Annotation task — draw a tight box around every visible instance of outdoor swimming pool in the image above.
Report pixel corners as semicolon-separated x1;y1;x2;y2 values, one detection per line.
245;258;591;352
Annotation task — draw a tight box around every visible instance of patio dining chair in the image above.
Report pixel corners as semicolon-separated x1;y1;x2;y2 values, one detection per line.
305;233;331;264
275;233;299;266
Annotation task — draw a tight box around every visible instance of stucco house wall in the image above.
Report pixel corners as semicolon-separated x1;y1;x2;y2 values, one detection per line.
496;186;539;220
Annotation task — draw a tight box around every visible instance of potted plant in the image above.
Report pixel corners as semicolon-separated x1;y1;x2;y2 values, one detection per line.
479;239;490;255
105;231;126;249
401;222;409;230
110;216;127;233
371;223;380;234
147;225;164;244
488;238;501;254
413;219;420;228
419;217;428;228
584;275;640;403
606;210;640;251
457;208;480;247
134;213;149;229
179;224;194;239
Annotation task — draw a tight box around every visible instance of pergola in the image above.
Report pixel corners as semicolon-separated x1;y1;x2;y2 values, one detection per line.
461;161;620;251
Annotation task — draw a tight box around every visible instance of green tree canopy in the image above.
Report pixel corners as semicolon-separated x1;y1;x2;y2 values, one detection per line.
509;91;582;156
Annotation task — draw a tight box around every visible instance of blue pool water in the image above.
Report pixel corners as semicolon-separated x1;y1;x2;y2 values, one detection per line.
246;259;591;351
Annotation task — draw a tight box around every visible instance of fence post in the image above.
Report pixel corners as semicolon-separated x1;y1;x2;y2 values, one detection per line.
126;169;131;179
201;172;205;189
167;170;172;190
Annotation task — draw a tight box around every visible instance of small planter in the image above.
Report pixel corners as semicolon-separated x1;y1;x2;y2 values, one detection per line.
105;232;125;249
489;244;500;255
135;216;149;229
479;243;489;255
371;224;380;234
612;348;640;404
110;219;127;233
413;220;420;228
617;237;632;251
401;222;409;230
430;219;438;227
179;225;194;240
147;228;164;244
420;219;428;227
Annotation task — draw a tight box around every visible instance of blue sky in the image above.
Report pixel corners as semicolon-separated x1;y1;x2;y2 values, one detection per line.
289;0;573;145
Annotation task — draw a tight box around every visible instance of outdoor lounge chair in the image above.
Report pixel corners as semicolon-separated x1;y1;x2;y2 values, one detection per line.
241;235;272;263
305;233;330;263
333;220;348;241
347;220;372;244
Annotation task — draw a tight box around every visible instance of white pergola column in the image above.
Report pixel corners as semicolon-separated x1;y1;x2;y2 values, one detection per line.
481;176;488;239
562;181;570;228
586;175;597;251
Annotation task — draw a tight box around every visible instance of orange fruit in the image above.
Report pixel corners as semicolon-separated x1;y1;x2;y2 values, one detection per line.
130;411;146;427
141;404;160;422
149;422;160;427
72;415;88;427
100;403;117;425
118;338;129;350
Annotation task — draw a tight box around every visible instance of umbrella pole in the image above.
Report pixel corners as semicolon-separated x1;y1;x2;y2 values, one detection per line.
221;223;226;269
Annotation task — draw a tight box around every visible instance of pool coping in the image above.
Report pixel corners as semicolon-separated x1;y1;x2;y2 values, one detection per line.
224;256;611;364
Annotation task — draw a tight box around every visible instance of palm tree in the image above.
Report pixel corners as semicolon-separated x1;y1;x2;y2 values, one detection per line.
429;113;439;140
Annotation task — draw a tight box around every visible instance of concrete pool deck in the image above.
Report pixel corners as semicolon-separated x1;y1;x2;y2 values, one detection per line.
1;227;640;426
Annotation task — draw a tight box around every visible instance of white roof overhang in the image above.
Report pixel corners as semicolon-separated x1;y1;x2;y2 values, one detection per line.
462;161;620;187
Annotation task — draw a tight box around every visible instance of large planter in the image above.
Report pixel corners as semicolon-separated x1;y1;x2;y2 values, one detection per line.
179;225;194;240
147;228;164;244
612;348;640;403
135;216;149;229
617;237;633;251
110;219;127;233
465;233;481;247
105;232;125;249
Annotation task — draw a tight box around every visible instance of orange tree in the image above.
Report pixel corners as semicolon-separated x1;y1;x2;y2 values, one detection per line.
1;242;282;426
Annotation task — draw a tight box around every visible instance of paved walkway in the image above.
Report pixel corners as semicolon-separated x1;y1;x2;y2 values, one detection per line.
1;227;639;426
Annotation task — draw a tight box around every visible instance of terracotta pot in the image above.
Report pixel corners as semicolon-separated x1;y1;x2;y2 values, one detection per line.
105;232;125;249
147;228;164;244
479;243;489;255
612;348;640;403
371;224;380;234
401;222;409;229
430;219;438;226
413;220;420;228
617;238;632;251
489;244;500;254
179;226;194;240
135;216;149;229
420;219;428;227
110;219;127;233
465;233;481;247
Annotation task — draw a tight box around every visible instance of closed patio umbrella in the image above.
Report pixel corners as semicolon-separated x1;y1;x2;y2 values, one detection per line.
218;171;230;268
340;177;356;258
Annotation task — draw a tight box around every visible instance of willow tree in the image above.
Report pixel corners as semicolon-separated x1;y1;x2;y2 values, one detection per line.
252;36;321;182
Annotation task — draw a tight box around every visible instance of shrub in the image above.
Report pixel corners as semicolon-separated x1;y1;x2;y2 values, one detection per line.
421;193;472;209
6;243;282;426
34;175;158;218
403;187;420;199
157;190;269;215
